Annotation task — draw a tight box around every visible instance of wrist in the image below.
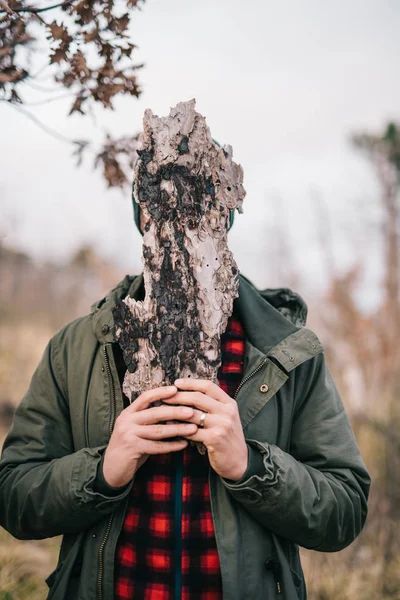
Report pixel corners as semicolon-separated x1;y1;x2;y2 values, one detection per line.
94;454;131;496
102;452;138;488
226;448;249;482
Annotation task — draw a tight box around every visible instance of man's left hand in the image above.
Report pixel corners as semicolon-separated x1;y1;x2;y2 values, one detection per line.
164;378;248;481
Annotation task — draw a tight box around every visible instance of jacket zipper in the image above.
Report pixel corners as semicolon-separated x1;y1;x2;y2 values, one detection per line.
234;357;268;400
97;345;117;600
206;357;270;599
174;451;183;600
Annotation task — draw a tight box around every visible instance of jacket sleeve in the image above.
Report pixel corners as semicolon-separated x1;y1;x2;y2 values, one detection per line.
222;352;370;551
0;338;131;540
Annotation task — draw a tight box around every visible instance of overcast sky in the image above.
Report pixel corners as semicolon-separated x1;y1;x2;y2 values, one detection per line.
1;0;399;303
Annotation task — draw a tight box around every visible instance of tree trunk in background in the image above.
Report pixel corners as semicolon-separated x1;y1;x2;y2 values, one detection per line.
113;99;246;404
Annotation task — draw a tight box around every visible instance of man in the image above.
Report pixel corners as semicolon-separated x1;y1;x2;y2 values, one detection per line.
0;272;370;599
0;117;370;598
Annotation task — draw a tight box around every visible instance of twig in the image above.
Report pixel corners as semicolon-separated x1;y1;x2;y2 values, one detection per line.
21;92;75;105
0;0;14;15
5;100;82;145
0;0;74;14
22;79;62;93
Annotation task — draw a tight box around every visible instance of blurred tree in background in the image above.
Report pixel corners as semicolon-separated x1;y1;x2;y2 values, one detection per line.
299;123;400;599
0;0;144;187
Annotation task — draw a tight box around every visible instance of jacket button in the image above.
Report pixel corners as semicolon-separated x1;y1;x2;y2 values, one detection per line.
260;384;269;393
101;324;110;335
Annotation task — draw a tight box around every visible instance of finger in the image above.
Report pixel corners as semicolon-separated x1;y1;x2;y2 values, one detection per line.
161;407;216;428
180;429;208;444
135;405;194;425
174;379;233;403
137;422;198;440
141;439;189;454
128;386;178;412
164;391;219;414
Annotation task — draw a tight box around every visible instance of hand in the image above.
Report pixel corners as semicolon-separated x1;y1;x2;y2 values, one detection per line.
102;385;198;488
164;379;248;481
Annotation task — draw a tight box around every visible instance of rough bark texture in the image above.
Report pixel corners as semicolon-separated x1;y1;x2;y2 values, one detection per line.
113;99;246;403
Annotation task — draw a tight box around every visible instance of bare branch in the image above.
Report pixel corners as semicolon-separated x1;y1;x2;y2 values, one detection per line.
0;0;14;15
0;1;75;14
5;99;82;144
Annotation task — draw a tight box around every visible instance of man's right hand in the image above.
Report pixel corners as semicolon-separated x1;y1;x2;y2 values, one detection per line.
102;385;197;488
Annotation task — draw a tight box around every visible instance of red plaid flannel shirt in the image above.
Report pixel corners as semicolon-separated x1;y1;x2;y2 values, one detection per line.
114;316;245;600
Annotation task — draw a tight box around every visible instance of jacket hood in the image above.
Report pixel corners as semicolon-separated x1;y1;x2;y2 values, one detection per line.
239;275;308;328
91;273;308;355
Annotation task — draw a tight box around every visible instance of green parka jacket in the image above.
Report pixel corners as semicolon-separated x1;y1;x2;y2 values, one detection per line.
0;274;370;600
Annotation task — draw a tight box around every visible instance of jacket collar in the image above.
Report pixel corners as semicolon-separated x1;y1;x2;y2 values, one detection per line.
91;274;143;343
234;276;299;356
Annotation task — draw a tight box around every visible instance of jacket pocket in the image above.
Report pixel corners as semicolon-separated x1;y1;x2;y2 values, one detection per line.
46;558;83;600
45;533;85;600
45;561;64;594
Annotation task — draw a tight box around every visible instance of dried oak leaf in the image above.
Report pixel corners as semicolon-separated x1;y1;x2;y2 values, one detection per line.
83;27;99;43
123;74;140;95
111;13;130;35
50;47;68;64
98;58;116;78
10;88;22;103
72;139;89;166
47;21;71;42
120;43;136;58
102;158;128;188
73;0;95;25
71;50;90;77
99;42;114;59
69;92;87;115
0;66;27;83
0;46;13;58
101;82;126;104
56;70;75;88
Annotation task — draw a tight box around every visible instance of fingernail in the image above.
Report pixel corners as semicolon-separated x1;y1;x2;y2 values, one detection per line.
182;407;193;417
175;379;183;385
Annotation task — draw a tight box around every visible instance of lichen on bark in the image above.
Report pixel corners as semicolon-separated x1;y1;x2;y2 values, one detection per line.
113;99;246;402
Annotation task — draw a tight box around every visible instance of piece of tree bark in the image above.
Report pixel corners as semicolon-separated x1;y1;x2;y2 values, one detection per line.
113;99;246;405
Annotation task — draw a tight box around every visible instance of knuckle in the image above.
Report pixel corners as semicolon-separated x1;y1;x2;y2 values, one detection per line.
225;413;235;427
155;425;165;438
209;429;221;444
226;403;236;416
220;417;230;430
149;406;160;419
